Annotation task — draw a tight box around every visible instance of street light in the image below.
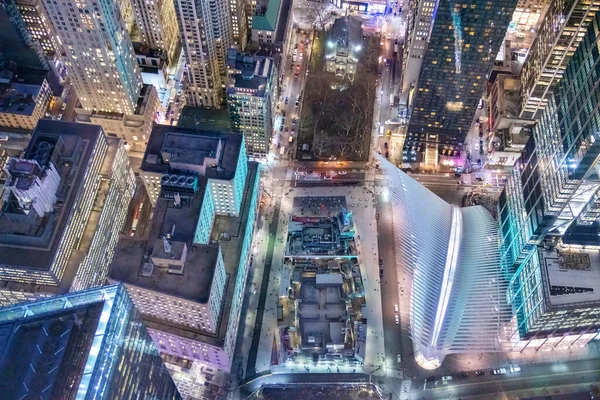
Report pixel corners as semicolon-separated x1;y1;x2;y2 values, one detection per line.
355;45;362;51
327;41;334;48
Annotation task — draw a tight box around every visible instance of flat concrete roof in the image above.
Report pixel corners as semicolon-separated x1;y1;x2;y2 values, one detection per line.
0;121;104;279
141;125;242;181
110;179;219;303
117;162;260;347
541;247;600;307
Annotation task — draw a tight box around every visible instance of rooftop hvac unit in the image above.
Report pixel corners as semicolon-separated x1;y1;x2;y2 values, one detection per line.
142;262;154;277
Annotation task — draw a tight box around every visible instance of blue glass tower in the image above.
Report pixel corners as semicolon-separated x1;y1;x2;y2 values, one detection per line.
0;284;181;399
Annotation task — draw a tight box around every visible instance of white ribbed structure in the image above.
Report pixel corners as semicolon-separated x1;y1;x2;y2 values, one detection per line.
376;154;512;367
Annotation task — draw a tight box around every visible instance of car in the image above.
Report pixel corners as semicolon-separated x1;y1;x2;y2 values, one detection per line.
285;97;289;104
384;142;388;149
492;368;507;375
509;365;521;373
379;257;383;265
324;176;332;180
339;171;347;175
294;71;299;78
376;213;380;220
394;315;400;324
474;371;485;377
394;304;399;313
397;354;402;363
441;376;452;384
457;371;469;379
379;268;384;278
307;170;313;174
295;101;299;107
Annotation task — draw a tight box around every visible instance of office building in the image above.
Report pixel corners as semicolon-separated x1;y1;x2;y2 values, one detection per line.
226;49;276;159
0;62;52;130
0;283;181;400
174;0;231;108
9;0;58;57
140;125;248;217
499;11;600;351
250;0;281;46
376;153;511;369
399;0;437;110
74;83;159;154
406;0;516;151
130;0;181;66
519;0;600;119
0;120;135;305
43;0;143;114
111;152;261;372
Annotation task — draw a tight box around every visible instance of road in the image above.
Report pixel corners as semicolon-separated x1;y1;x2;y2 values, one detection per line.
236;358;600;399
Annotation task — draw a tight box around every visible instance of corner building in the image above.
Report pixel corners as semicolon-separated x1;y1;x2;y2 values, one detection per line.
0;120;135;305
406;0;516;150
43;0;143;113
0;283;181;400
499;11;600;352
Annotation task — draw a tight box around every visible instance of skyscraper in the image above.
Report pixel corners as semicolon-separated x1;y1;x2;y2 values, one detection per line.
226;49;276;159
519;0;600;119
130;0;181;66
43;0;143;113
174;0;233;108
0;283;181;400
0;120;135;305
499;10;600;351
406;0;516;150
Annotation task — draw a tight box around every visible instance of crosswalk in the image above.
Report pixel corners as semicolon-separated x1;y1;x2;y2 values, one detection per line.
399;380;412;400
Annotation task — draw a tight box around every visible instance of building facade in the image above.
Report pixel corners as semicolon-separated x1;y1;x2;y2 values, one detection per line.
174;0;231;108
12;0;58;57
0;283;182;400
0;65;52;130
499;11;600;351
130;0;181;66
43;0;143;113
518;0;600;119
75;83;159;154
226;49;276;159
0;120;135;305
406;0;516;151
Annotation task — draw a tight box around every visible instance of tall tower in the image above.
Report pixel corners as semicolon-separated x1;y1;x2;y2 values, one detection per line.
43;0;143;113
406;0;516;150
174;0;236;108
518;0;600;119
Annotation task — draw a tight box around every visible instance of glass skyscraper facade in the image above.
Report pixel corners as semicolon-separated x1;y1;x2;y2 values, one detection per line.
519;0;600;119
406;0;517;150
499;10;600;350
0;284;181;400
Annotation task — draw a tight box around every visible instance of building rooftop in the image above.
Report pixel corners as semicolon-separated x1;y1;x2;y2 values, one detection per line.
540;247;600;307
139;162;259;347
141;125;242;181
0;64;47;116
226;50;273;97
177;106;231;132
252;0;281;31
110;179;220;304
0;121;104;278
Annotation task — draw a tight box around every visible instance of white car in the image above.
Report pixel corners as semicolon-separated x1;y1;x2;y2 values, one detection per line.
394;314;399;324
339;171;347;175
441;376;452;385
394;304;399;313
397;354;402;363
509;365;521;373
492;368;507;375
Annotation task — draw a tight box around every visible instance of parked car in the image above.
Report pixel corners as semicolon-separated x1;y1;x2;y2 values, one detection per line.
394;315;399;324
394;304;399;313
492;368;507;375
509;365;521;373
